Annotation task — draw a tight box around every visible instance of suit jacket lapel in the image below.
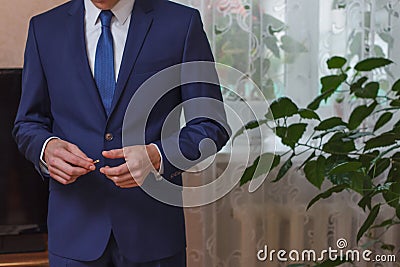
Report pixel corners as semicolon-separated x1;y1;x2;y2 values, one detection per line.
67;0;108;119
109;0;154;117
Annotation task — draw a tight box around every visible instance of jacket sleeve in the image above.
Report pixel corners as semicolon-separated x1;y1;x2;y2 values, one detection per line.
12;17;53;179
153;10;231;180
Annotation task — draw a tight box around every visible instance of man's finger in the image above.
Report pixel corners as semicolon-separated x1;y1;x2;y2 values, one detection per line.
102;149;124;159
108;174;135;184
50;173;70;185
119;182;139;189
61;150;95;170
49;166;73;181
54;158;90;177
116;178;139;186
115;178;139;188
67;143;93;161
100;163;129;177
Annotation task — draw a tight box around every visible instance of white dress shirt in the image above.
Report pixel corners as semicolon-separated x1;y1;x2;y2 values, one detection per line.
84;0;134;80
40;0;163;176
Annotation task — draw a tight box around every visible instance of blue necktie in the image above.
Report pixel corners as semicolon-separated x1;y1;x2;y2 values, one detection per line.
95;10;116;116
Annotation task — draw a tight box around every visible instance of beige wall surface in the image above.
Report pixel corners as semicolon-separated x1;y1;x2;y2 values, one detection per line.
0;0;68;68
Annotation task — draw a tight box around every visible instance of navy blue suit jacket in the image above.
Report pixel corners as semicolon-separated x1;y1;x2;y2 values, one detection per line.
13;0;229;262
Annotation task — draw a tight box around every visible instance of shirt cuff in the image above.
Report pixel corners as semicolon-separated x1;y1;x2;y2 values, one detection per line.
39;136;59;174
149;143;163;181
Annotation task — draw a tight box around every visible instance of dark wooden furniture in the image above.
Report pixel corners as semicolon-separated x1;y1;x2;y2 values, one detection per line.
0;251;48;266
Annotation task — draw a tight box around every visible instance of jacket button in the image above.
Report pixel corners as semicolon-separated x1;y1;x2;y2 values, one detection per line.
105;133;113;141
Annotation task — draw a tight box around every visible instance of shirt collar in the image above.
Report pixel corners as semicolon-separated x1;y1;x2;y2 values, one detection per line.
84;0;135;26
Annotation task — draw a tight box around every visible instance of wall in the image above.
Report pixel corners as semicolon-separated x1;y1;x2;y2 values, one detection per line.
0;0;68;68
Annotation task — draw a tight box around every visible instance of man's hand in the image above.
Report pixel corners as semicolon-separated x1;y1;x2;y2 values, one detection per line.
44;139;95;185
100;145;161;188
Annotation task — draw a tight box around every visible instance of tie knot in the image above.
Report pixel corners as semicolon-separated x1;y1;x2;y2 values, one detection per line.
99;10;113;28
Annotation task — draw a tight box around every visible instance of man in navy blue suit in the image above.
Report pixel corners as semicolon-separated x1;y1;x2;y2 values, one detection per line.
13;0;230;266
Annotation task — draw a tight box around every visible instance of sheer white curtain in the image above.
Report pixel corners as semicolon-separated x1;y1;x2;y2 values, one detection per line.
173;1;400;266
174;0;399;103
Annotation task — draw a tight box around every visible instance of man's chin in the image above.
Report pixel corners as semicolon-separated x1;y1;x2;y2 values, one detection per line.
90;0;119;10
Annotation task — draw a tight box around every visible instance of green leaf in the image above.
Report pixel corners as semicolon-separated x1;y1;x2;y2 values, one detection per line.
360;151;379;167
322;132;356;153
390;99;400;107
354;57;393;71
358;192;373;211
266;97;298;120
280;35;307;53
394;120;400;131
379;150;400;172
393;152;400;164
262;78;275;99
263;14;286;33
354;82;379;99
374;45;386;57
393;130;400;141
378;32;394;46
270;154;281;170
240;153;281;185
285;123;308;147
349;172;367;194
304;156;326;189
381;244;395;252
368;158;390;178
350;76;369;93
357;204;380;242
372;219;393;229
392;79;400;92
307;88;336;110
325;157;357;186
277;123;307;149
329;162;363;175
387;163;400;179
233;119;267;141
273;155;293;182
364;133;397;151
327;56;347;69
320;74;347;93
298;108;320;120
397;205;400;220
383;182;400;209
298;151;316;170
275;126;286;138
315;117;347;131
265;36;280;58
348;102;377;130
374;112;393;131
387;162;400;182
307;184;347;210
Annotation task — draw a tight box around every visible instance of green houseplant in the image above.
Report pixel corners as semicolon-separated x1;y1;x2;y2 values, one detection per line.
237;56;400;266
